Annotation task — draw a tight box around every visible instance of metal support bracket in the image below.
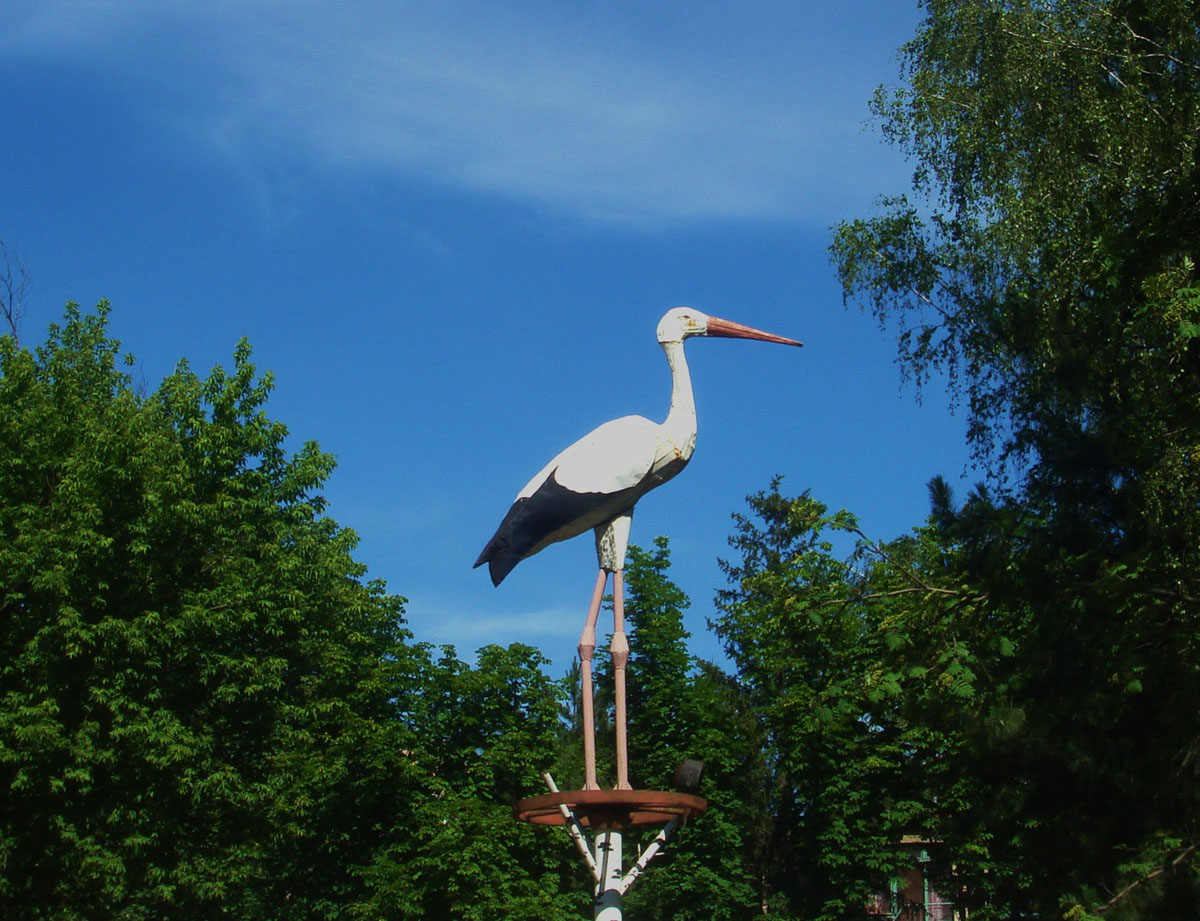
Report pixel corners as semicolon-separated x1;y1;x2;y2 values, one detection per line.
525;777;707;920
619;817;680;895
542;772;600;883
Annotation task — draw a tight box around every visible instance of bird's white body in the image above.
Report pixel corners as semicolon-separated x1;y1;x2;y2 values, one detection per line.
504;337;698;565
475;316;716;586
518;413;685;499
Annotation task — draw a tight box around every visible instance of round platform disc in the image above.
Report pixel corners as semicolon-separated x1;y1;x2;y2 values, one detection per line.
514;789;708;827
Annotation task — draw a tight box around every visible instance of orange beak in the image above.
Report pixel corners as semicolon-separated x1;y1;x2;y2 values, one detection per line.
705;315;803;347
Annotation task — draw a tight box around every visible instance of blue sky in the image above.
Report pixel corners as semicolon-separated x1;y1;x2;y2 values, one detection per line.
1;1;971;670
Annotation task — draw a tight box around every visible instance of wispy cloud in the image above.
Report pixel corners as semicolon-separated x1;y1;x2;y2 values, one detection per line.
4;1;911;225
410;602;579;652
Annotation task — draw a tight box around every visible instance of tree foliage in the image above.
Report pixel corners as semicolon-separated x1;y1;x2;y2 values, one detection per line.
834;0;1200;476
830;1;1200;916
712;484;956;921
1;303;407;915
0;304;579;920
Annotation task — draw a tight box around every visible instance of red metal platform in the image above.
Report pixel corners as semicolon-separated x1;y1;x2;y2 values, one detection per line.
514;789;707;828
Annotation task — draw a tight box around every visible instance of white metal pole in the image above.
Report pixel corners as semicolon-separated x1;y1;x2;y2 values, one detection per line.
594;826;623;921
620;817;679;894
541;772;599;883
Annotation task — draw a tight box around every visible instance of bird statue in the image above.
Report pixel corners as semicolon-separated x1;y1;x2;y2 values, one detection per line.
476;307;802;790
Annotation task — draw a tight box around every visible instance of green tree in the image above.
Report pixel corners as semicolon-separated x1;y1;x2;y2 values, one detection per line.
831;2;1200;916
365;643;581;921
0;304;584;920
713;484;954;921
0;303;423;918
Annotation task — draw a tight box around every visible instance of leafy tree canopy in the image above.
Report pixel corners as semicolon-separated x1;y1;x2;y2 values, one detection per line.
834;0;1200;484
831;2;1200;917
0;304;579;920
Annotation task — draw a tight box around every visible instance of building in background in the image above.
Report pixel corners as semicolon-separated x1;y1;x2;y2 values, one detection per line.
868;836;956;921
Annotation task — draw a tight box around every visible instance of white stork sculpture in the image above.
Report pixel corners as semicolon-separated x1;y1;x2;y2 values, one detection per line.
476;307;802;790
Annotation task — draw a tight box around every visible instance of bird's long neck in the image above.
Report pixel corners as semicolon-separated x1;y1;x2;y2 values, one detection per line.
661;340;698;459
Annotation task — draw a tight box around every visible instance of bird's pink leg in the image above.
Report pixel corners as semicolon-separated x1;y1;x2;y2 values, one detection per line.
578;568;607;791
611;566;632;791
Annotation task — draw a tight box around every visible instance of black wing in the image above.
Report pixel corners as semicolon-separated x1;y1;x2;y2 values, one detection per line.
474;470;640;586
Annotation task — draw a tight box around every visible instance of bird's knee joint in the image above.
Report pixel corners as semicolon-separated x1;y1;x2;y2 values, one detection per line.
610;632;629;666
